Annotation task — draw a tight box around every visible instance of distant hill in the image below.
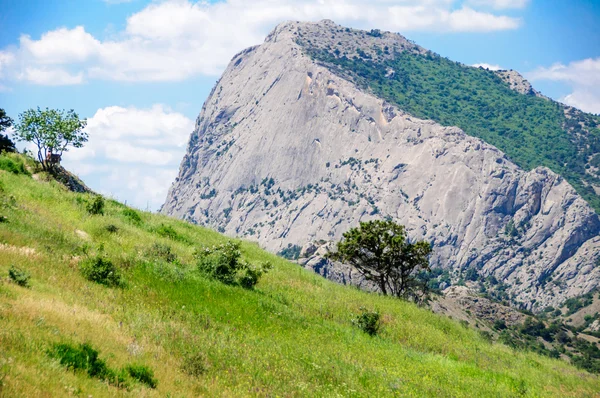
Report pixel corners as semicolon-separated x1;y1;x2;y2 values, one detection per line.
1;152;600;396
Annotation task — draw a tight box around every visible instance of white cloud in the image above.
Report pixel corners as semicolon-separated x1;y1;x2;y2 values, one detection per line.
62;105;194;210
447;7;520;31
472;62;503;70
20;27;100;64
528;58;600;114
18;67;84;85
467;0;529;9
0;0;525;86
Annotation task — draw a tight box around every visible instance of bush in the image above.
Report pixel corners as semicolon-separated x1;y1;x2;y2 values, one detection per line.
183;352;207;377
86;196;105;215
493;319;507;330
352;307;381;336
0;155;29;176
105;224;119;233
8;265;30;287
125;364;157;389
80;256;123;287
155;224;185;242
122;208;142;224
48;343;128;388
277;244;302;260
196;241;271;288
147;243;177;263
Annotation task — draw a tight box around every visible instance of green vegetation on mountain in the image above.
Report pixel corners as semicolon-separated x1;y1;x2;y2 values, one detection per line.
1;153;599;396
304;46;600;212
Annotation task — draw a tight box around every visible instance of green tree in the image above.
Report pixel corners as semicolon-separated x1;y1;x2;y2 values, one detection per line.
14;107;87;170
328;220;432;301
0;108;16;152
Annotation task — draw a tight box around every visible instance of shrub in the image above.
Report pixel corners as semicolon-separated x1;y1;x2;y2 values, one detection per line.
196;241;271;288
277;244;302;260
48;343;128;388
147;243;177;263
122;208;142;224
8;265;30;287
86;196;105;215
493;319;507;330
0;155;29;176
183;352;207;377
125;364;157;389
479;330;493;343
352;307;381;336
105;224;119;233
156;224;184;241
80;256;123;287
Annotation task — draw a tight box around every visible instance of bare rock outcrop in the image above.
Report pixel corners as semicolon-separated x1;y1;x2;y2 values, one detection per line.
162;20;600;312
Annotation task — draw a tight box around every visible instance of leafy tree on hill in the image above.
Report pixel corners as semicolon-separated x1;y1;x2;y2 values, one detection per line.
14;107;87;170
328;220;432;302
0;108;16;152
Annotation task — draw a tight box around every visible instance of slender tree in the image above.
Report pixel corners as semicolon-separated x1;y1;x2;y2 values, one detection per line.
14;107;87;170
327;220;432;302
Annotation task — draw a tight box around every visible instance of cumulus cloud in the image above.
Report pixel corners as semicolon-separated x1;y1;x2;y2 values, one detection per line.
472;62;503;70
528;57;600;114
466;0;529;9
0;0;524;86
61;105;194;210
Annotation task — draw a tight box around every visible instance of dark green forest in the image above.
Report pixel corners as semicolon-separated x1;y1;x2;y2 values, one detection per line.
304;45;600;212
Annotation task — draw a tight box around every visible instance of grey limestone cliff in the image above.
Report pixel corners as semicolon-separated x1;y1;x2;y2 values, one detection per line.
162;20;600;311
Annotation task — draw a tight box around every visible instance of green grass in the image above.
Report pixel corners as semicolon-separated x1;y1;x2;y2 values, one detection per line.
304;46;600;213
0;160;599;396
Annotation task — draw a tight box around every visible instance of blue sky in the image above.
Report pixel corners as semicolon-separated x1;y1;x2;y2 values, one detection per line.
0;0;599;210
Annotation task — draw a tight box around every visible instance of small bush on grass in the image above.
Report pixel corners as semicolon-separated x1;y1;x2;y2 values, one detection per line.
80;256;123;287
352;307;381;336
8;265;30;287
105;224;119;233
125;364;158;389
147;243;177;263
196;241;271;289
155;224;186;242
122;208;142;224
182;352;208;377
48;343;128;388
86;196;105;215
0;155;30;176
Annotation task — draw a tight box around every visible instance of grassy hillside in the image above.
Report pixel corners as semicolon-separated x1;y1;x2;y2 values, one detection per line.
303;45;600;213
0;155;599;397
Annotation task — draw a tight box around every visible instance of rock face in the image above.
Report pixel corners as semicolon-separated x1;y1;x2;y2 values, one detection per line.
494;70;540;97
431;286;528;328
162;20;600;311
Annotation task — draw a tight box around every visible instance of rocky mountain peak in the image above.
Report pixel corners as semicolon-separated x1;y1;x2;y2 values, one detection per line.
162;20;600;312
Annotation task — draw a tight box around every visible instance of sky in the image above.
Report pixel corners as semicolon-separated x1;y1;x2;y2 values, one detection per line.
0;0;599;210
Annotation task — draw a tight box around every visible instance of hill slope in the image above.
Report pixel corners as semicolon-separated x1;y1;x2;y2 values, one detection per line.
162;20;600;312
300;24;600;212
1;156;600;396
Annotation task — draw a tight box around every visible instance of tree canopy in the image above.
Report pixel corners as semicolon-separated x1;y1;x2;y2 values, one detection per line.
14;107;87;170
0;108;15;152
328;220;432;302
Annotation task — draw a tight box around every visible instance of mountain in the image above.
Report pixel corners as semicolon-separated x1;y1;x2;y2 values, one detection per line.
4;154;600;396
161;20;600;312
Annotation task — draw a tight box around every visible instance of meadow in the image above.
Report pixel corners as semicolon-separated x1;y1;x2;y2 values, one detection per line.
0;154;599;397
